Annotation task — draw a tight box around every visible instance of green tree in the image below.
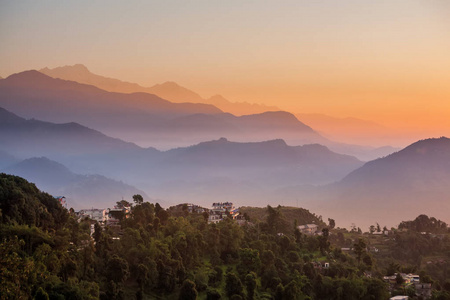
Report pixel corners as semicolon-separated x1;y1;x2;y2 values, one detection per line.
238;248;261;274
179;279;198;300
353;238;366;264
275;283;284;300
106;255;129;284
328;218;335;229
245;272;257;300
132;194;144;206
93;223;102;243
284;280;300;300
318;228;330;254
225;272;244;298
116;200;132;209
206;288;221;300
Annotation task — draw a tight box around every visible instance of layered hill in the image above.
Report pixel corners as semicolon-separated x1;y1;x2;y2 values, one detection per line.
39;64;278;115
0;106;146;159
35;65;399;160
0;71;326;150
3;157;148;209
275;137;450;229
0;107;363;209
0;70;221;134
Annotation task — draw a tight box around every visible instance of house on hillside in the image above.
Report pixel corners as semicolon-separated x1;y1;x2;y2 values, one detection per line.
107;205;131;226
208;202;242;224
78;208;108;224
297;224;319;235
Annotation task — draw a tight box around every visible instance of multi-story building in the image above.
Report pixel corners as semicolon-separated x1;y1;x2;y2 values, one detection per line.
78;208;108;223
208;202;241;223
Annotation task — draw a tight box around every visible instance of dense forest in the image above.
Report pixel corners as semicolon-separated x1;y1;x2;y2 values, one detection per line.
1;173;450;300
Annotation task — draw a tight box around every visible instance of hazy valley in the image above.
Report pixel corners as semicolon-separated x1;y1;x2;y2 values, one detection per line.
1;67;449;229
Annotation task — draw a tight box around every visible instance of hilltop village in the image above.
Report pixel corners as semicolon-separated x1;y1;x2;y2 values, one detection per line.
73;198;435;300
76;201;244;227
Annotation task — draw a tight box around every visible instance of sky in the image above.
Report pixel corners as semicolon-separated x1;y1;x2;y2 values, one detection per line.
1;0;449;132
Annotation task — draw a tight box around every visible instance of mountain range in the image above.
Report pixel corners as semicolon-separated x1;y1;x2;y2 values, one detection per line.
0;106;364;208
0;69;396;160
38;64;407;150
0;70;327;151
40;64;278;115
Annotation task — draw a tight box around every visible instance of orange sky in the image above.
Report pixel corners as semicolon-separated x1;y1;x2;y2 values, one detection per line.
1;1;449;134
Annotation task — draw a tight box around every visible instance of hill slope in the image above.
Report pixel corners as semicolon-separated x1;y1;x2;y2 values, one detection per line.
0;107;364;210
0;106;143;159
279;137;450;229
3;157;148;209
240;206;326;228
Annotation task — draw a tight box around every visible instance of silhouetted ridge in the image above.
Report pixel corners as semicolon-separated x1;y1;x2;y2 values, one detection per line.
2;70;104;94
4;157;149;208
0;107;25;123
11;157;73;175
341;137;450;185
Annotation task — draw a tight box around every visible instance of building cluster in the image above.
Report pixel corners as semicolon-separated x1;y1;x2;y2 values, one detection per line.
383;273;420;284
76;201;246;227
77;205;131;226
208;202;243;224
384;273;432;300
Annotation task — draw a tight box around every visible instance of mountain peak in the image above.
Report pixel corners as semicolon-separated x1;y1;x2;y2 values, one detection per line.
72;63;89;70
39;64;91;77
149;81;204;102
1;69;103;94
159;81;181;88
2;70;55;86
7;156;74;176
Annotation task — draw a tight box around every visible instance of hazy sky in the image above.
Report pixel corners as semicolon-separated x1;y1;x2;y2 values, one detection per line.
1;0;449;130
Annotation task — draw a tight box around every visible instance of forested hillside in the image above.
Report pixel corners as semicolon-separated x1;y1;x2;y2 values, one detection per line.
1;174;449;299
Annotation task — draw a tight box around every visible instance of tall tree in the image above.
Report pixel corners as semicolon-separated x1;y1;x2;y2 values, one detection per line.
179;279;198;300
132;194;144;206
353;238;367;264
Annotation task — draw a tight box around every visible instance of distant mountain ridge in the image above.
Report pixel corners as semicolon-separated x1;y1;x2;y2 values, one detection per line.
34;65;398;159
3;157;148;209
39;64;279;115
0;71;327;150
0;106;142;159
275;137;450;229
0;107;363;210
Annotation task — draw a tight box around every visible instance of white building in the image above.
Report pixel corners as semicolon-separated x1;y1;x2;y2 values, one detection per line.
78;208;108;223
208;202;240;223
